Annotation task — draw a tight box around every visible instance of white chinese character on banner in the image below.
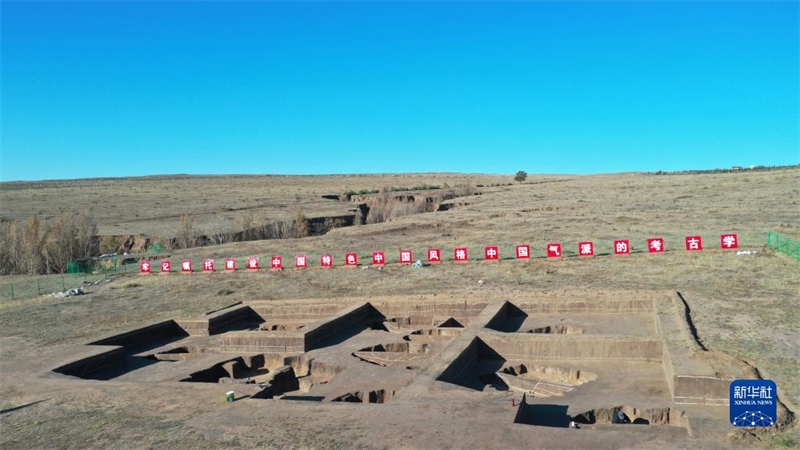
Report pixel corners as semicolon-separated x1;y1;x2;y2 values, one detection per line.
296;256;306;266
517;246;529;257
182;261;191;271
374;253;384;263
722;235;737;248
486;248;497;258
455;249;466;260
322;255;332;265
650;239;663;252
580;243;593;255
203;260;213;270
347;255;355;264
226;259;235;270
142;262;150;271
688;238;700;250
548;245;560;256
248;258;258;269
429;250;440;261
615;241;628;253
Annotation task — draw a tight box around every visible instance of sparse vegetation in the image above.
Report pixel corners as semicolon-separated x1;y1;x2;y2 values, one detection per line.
514;170;528;183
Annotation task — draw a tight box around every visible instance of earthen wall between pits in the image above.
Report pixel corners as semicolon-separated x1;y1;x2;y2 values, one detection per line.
653;303;676;399
673;376;730;406
220;331;305;353
514;298;655;315
177;305;259;337
89;320;187;347
482;336;664;362
249;303;347;321
436;338;480;384
653;293;731;406
304;303;375;351
371;301;489;324
53;347;126;378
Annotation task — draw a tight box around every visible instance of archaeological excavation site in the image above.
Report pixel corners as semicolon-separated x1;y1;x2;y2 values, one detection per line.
47;290;790;446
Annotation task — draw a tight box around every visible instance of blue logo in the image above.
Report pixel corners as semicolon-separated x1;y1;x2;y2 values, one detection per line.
730;379;777;427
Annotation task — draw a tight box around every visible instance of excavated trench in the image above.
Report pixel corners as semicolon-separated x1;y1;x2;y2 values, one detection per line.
180;356;268;383
497;364;597;398
332;389;395;404
502;364;597;385
515;400;689;432
258;323;306;331
281;355;347;396
571;405;689;428
353;342;431;366
526;325;584;335
147;345;211;362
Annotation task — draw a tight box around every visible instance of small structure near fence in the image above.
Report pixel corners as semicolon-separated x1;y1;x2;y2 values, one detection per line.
767;232;800;261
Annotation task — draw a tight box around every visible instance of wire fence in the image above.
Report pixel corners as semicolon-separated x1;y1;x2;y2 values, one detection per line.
0;263;139;301
767;232;800;261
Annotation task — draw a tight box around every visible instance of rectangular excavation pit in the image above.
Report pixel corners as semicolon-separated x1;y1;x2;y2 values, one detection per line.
214;300;487;356
177;305;265;336
486;300;656;335
331;389;395;404
147;346;208;362
439;335;671;401
55;321;194;380
89;320;190;353
371;300;488;329
436;338;507;391
303;303;387;351
180;355;271;384
353;342;431;366
514;394;691;434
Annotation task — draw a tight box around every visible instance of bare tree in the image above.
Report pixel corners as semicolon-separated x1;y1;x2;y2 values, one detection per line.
240;211;255;241
176;214;196;249
21;214;46;274
45;208;98;273
0;221;22;275
209;218;233;245
294;210;310;238
75;209;97;260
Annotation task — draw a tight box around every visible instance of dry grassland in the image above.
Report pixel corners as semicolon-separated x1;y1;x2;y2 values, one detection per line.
0;173;514;237
0;168;798;449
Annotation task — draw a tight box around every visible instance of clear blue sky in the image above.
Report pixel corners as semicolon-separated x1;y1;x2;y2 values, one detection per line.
1;1;798;181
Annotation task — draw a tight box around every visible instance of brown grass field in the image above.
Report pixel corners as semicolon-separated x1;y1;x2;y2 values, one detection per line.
0;168;798;449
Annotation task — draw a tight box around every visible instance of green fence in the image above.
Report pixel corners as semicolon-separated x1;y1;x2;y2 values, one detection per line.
767;232;800;261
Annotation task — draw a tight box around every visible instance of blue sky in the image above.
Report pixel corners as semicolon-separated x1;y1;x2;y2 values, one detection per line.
1;1;798;181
